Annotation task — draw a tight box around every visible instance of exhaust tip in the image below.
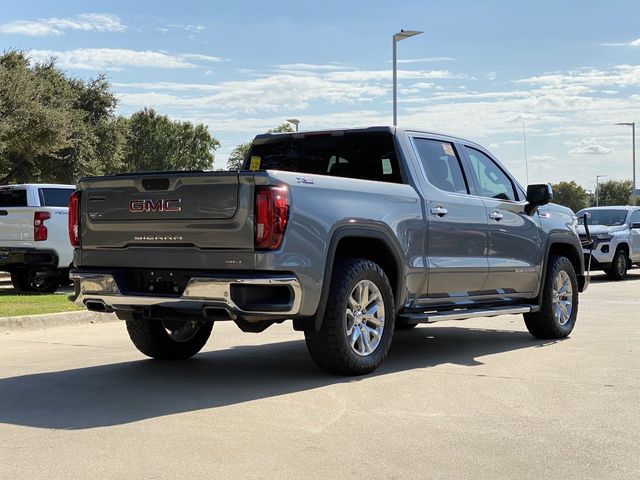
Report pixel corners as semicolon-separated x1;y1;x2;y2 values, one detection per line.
85;300;111;313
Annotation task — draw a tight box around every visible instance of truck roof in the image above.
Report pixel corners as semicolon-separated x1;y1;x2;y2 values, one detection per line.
580;206;639;211
0;183;75;189
253;126;486;150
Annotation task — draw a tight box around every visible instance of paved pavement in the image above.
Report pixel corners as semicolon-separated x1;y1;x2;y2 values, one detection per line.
0;272;638;479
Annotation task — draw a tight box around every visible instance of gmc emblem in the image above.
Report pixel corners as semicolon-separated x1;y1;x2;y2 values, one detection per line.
129;199;182;213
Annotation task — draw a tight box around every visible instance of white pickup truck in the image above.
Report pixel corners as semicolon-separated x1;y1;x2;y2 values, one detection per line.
0;184;75;292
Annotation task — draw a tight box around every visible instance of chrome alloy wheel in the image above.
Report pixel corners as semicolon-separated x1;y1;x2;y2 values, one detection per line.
552;270;573;326
345;280;386;357
162;319;202;343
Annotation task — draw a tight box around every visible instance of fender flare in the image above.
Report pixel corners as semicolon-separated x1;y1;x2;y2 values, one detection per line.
313;223;407;331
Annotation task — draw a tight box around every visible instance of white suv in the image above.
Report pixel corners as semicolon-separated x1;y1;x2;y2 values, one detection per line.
577;206;640;280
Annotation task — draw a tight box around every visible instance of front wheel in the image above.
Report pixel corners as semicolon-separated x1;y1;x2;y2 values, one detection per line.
125;315;213;360
305;258;395;375
605;249;627;280
524;255;578;339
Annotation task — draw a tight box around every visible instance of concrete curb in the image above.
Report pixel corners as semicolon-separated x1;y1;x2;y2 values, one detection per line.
0;310;118;332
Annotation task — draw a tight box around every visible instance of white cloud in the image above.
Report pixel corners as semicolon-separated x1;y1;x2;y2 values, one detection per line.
0;13;124;36
569;144;613;155
113;81;222;92
602;38;640;47
29;48;223;70
396;57;455;64
517;65;640;88
277;63;352;71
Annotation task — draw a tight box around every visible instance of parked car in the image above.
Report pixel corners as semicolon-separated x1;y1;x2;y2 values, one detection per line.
69;127;587;375
576;206;640;280
0;184;75;292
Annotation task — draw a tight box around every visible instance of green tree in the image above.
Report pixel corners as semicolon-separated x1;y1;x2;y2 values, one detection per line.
226;122;294;170
0;50;124;184
122;108;220;172
550;181;589;212
595;179;633;206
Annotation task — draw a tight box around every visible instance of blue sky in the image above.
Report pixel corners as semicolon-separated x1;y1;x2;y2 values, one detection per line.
1;1;640;190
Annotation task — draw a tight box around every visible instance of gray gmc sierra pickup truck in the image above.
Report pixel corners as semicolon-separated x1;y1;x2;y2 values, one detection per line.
69;126;588;375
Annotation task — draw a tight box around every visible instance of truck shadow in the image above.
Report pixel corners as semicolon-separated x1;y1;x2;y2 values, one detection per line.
0;326;559;430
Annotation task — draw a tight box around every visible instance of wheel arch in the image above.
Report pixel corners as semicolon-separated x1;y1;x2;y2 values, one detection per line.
313;224;407;331
614;242;630;256
537;237;585;308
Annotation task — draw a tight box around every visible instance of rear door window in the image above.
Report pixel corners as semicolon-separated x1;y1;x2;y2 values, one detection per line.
0;189;27;207
413;138;469;194
246;132;403;183
39;188;74;207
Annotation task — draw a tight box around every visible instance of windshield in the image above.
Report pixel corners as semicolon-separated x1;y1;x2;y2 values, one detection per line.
577;209;628;226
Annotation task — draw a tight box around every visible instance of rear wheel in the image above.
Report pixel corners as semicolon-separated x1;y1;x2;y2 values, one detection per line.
305;258;395;375
10;269;60;293
125;315;213;360
524;255;578;339
605;249;627;280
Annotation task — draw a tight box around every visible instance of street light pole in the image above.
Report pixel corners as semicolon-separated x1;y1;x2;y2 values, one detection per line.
392;29;422;126
615;122;636;205
596;175;608;207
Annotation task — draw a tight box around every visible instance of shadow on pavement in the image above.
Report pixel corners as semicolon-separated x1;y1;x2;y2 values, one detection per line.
589;270;640;283
0;326;558;430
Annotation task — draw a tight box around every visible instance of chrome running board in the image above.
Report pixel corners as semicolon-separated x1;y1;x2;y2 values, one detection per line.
398;305;538;324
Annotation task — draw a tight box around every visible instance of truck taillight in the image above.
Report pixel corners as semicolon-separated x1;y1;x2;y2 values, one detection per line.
255;186;289;250
68;191;80;247
34;211;50;241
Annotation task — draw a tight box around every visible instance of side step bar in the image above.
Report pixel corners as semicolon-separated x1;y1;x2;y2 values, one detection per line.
398;305;539;324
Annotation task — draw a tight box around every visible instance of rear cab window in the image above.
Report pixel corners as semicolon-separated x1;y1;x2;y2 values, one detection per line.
245;131;404;184
0;188;27;207
39;188;75;207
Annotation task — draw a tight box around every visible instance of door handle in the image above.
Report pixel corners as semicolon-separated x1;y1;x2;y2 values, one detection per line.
430;206;448;217
489;211;504;221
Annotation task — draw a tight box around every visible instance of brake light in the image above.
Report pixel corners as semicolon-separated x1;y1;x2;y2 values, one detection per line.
255;186;289;250
34;211;50;241
68;191;80;246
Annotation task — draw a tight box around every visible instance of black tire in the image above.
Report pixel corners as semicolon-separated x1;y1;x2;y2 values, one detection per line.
524;255;578;339
304;258;395;375
125;315;213;360
10;269;60;293
605;249;628;281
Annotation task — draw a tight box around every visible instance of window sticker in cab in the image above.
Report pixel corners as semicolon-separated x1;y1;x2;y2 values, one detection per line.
442;143;455;156
250;156;261;170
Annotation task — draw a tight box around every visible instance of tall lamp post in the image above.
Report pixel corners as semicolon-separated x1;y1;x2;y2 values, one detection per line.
596;175;608;207
286;118;300;132
614;122;636;205
393;29;422;126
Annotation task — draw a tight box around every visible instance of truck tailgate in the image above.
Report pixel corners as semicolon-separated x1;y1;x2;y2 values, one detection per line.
76;171;256;270
0;207;36;249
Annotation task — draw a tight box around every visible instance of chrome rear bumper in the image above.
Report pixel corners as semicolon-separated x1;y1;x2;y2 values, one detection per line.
70;271;302;318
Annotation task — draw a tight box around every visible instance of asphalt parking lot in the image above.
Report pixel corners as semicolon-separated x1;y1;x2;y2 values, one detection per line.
1;271;638;479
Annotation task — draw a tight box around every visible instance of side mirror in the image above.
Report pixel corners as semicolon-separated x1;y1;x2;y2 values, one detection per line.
525;183;553;215
631;222;640;229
